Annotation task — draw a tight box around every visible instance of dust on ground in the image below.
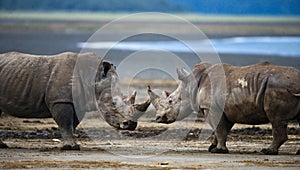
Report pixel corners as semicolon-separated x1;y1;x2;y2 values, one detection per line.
1;109;299;169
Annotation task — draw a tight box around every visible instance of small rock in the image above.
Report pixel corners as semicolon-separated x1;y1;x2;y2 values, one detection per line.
158;162;169;165
52;139;61;142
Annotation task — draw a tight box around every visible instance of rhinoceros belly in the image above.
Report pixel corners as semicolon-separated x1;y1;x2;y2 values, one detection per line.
224;87;269;125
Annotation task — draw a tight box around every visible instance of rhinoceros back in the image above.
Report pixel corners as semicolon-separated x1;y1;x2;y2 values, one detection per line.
0;52;76;118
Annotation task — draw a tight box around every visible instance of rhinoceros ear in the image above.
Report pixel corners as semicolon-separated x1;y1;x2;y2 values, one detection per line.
102;60;112;78
177;68;189;81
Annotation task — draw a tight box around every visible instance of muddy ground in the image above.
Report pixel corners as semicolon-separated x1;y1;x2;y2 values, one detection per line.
1;109;299;169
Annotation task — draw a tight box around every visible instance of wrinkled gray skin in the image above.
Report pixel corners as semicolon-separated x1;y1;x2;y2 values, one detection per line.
97;72;150;130
149;62;300;155
0;52;149;150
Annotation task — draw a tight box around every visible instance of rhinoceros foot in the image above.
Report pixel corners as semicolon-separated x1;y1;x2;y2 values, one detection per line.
61;144;80;150
260;148;278;155
208;143;217;152
0;142;8;148
210;147;229;154
296;150;300;155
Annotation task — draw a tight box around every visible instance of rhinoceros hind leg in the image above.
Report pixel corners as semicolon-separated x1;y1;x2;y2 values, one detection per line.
51;103;80;150
0;140;8;148
262;121;288;155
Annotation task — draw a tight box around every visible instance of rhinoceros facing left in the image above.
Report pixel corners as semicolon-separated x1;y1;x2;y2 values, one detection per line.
0;52;149;150
148;62;300;155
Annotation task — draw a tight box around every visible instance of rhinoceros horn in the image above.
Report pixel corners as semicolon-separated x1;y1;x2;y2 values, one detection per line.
128;91;151;121
123;90;137;105
147;85;161;110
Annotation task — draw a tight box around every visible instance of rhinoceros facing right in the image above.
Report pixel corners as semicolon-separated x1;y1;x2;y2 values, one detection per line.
148;62;300;155
0;52;149;150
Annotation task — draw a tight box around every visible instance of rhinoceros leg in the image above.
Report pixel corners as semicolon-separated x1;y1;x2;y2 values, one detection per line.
0;110;8;148
261;121;288;155
210;114;234;154
51;103;80;150
208;133;217;152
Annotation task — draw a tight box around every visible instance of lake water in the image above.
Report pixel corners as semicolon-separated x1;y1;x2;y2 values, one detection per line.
78;36;300;57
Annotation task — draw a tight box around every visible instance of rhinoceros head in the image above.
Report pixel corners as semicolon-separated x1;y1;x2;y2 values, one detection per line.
96;64;150;130
98;88;150;130
148;68;194;124
75;55;150;130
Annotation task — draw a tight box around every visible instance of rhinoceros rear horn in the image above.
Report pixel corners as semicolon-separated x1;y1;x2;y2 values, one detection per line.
147;85;160;101
147;85;162;109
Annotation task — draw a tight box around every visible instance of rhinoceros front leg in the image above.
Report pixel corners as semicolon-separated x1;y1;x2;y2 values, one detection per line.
261;121;288;155
208;133;217;152
51;103;80;150
210;114;234;154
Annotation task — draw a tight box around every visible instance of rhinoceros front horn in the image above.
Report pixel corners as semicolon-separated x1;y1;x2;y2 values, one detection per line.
128;98;151;121
133;98;151;112
147;85;161;109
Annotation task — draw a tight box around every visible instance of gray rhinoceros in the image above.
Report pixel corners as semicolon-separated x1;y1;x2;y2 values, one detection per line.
148;62;300;155
0;52;149;150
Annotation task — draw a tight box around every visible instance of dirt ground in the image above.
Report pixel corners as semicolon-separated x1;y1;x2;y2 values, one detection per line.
1;110;299;169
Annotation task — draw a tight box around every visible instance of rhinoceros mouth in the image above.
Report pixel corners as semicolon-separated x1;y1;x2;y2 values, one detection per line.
155;115;175;124
119;120;137;130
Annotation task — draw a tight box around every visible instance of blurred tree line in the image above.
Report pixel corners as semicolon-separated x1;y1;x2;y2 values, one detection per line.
0;0;299;15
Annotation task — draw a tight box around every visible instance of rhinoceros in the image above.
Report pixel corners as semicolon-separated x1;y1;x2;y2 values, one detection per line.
148;62;300;155
0;52;149;150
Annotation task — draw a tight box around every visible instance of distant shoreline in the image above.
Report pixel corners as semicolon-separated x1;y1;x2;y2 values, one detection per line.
1;12;300;36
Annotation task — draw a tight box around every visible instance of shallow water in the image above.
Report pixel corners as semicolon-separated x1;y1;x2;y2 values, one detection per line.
78;36;300;57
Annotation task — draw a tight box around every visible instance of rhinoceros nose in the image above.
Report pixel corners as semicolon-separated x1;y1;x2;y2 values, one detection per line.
120;120;129;129
120;120;137;130
156;115;168;123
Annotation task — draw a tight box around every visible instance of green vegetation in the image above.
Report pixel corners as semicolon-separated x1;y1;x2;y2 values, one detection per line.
1;11;300;23
1;12;299;35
